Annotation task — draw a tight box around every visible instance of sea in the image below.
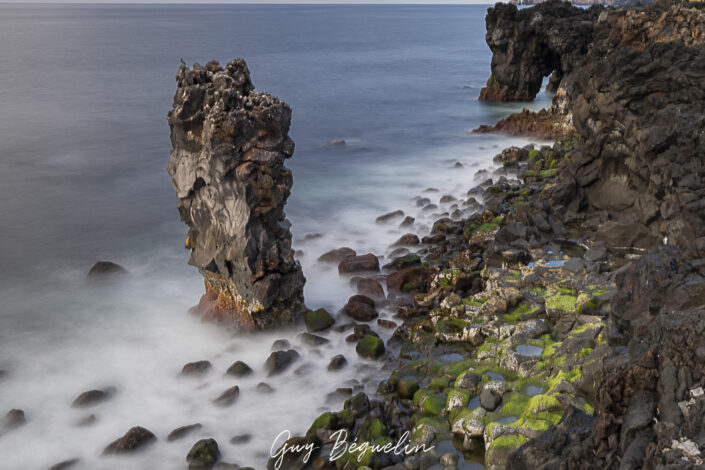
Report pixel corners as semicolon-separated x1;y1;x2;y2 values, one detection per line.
0;4;551;469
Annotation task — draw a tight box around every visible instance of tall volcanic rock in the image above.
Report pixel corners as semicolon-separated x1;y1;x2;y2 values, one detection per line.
168;59;305;331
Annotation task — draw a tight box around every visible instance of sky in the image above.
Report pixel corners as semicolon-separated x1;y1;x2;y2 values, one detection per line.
0;0;493;3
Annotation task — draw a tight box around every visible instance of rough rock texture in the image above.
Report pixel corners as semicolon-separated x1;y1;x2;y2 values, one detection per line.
168;59;305;331
479;0;601;102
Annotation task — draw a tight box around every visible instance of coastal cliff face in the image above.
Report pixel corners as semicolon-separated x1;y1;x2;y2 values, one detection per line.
481;0;705;251
168;59;306;331
479;0;601;102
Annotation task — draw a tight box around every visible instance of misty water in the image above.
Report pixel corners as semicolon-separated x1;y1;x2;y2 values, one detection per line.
0;4;551;469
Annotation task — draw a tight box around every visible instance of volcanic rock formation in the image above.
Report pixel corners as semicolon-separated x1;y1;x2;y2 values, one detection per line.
168;59;305;331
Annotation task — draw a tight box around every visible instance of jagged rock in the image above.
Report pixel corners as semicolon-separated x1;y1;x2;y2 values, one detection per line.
102;426;157;455
168;59;305;331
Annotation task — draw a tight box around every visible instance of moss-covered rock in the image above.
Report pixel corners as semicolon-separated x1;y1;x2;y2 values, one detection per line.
186;438;221;470
356;335;385;359
397;377;420;400
304;308;335;332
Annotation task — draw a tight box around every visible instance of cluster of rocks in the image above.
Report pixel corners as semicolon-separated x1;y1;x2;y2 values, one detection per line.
167;59;306;331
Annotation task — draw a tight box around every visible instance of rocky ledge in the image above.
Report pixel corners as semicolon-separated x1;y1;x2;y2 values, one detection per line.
168;59;306;331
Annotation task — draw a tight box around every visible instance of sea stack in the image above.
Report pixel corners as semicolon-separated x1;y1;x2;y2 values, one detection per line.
167;59;305;331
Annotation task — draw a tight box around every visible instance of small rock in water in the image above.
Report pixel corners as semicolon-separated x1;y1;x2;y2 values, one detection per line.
454;161;463;168
356;335;385;359
342;295;379;322
416;197;431;207
102;426;157;455
399;216;415;228
71;387;116;408
326;388;353;402
350;277;385;298
375;210;404;224
48;459;80;470
225;361;253;377
257;382;275;393
377;319;397;329
326;139;346;147
229;434;252;445
168;423;203;442
440;195;456;203
422;204;438;212
271;339;290;351
327;354;348;371
388;247;409;259
180;360;212;377
2;409;26;431
213;386;240;407
87;261;128;280
317;247;356;264
186;438;221;470
303;233;323;240
338;254;380;274
75;414;97;427
392;233;420;247
480;389;502;411
0;369;7;380
264;350;301;376
423;187;439;193
299;332;330;347
304;308;335;332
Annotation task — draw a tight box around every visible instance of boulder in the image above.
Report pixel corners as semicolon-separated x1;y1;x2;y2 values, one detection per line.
355;335;385;359
338;254;380;274
304;308;335;332
186;438;221;470
317;247;356;264
102;426;157;455
264;349;300;376
342;295;379;322
71;387;116;408
213;386;240;407
225;361;253;377
180;361;212;377
87;261;128;280
168;423;203;442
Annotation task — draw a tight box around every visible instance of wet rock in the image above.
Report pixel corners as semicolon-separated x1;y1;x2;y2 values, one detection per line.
264;349;301;376
299;332;329;347
271;339;290;351
356;335;385;359
338;253;380;274
71;387;116;408
2;409;26;431
350;277;385;298
187;438;221;470
168;59;305;331
342;295;379;322
180;361;212;377
400;216;415;228
392;234;420;247
257;382;275;393
397;377;420;399
214;386;240;407
76;414;96;427
102;426;157;455
376;210;405;224
304;308;335;332
480;389;501;411
87;261;128;280
377;319;397;329
327;354;348;371
317;247;356;265
226;361;253;377
229;434;252;445
48;459;80;470
386;266;430;293
168;423;203;442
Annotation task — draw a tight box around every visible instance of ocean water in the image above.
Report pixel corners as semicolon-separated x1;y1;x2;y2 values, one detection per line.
0;4;551;469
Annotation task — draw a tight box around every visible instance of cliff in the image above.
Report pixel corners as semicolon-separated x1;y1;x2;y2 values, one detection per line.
167;59;306;331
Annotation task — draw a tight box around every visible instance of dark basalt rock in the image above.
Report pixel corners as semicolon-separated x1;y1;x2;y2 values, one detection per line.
342;295;379;322
186;438;221;470
102;426;157;455
264;349;300;376
479;0;601;102
213;386;240;407
87;261;128;280
225;361;253;377
180;360;212;377
168;59;305;331
71;387;116;408
168;423;203;442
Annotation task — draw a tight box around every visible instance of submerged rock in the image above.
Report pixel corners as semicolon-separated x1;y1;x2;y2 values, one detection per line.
48;459;80;470
71;387;116;408
2;409;26;431
102;426;156;455
87;261;128;281
168;59;305;331
225;361;253;377
214;386;240;407
168;423;203;442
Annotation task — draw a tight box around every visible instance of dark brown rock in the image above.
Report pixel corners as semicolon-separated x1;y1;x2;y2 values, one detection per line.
341;295;379;322
225;361;253;377
180;360;212;377
168;423;203;442
102;426;157;455
264;349;300;376
338;254;380;274
317;247;356;264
